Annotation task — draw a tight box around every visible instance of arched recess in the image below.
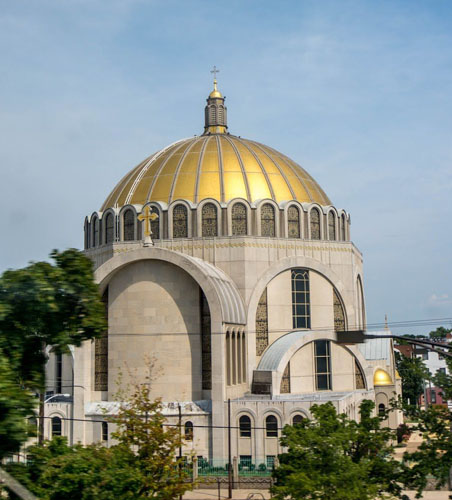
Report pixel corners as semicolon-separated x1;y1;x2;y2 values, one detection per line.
356;275;366;329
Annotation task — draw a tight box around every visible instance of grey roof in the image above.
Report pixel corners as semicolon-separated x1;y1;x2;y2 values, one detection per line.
358;330;391;361
257;330;309;371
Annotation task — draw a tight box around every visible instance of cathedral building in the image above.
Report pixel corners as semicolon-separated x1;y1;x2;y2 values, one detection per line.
44;78;402;461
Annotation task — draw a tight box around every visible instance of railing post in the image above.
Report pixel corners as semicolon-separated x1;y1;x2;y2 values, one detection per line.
232;456;238;489
192;457;198;482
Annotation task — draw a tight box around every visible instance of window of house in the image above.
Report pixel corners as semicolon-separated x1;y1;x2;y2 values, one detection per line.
232;203;247;236
314;340;331;391
173;204;188;238
55;353;62;394
202;203;218;237
92;217;99;247
51;417;62;437
439;367;446;374
291;269;311;329
261;204;275;237
102;422;108;442
123;210;135;241
288;206;300;238
341;214;346;241
239;415;251;437
184;421;194;441
328;212;336;240
266;455;276;469
265;415;278;437
292;414;304;426
310;208;320;240
431;390;437;404
239;455;252;468
378;403;386;417
105;213;114;244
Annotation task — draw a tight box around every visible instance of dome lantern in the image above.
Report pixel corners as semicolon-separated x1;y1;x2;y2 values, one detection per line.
204;66;227;134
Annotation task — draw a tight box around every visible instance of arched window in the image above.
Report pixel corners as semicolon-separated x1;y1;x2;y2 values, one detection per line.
184;421;193;441
265;415;278;437
105;213;114;244
256;289;268;355
52;416;62;437
280;363;290;394
378;403;386;417
150;208;160;240
173;204;188;238
237;332;242;383
226;332;231;386
123;210;135;241
355;360;365;389
310;208;320;240
232;332;237;385
232;203;247;236
288;206;300;238
261;204;275;237
239;415;251;437
202;203;218;237
241;333;246;383
92;217;99;247
292;414;304;426
291;269;310;329
341;214;346;241
84;220;90;249
328;212;336;241
333;289;345;332
102;422;108;442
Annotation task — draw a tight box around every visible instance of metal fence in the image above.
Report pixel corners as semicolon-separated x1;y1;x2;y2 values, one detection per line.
181;458;273;478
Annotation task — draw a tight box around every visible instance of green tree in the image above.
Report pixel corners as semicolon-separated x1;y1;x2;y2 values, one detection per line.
271;401;406;500
428;326;452;340
0;249;106;458
395;352;430;406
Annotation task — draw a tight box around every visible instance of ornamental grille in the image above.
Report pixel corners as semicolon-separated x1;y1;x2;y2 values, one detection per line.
173;204;188;238
280;362;291;393
261;204;275;237
232;203;247;235
328;212;336;241
95;290;108;391
105;213;114;244
200;290;212;390
202;203;218;237
288;206;300;238
333;289;345;332
123;210;135;241
292;269;311;329
355;360;366;389
310;208;320;240
150;208;160;239
255;288;268;356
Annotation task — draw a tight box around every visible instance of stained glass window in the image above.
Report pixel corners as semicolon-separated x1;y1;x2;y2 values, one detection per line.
95;289;108;391
328;212;336;241
232;203;247;235
310;208;320;240
105;213;114;244
185;421;194;441
333;289;345;332
288;206;300;238
315;340;331;390
256;289;268;355
123;210;135;241
261;204;275;237
173;204;188;238
280;362;291;393
341;214;346;241
200;290;211;390
202;203;218;237
292;269;310;329
92;217;99;247
150;208;160;240
355;360;365;389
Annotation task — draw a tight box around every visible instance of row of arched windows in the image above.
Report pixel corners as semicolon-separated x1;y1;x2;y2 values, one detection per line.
85;202;349;248
238;413;305;438
226;331;246;386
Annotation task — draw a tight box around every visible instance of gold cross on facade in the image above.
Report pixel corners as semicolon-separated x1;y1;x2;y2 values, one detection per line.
138;206;159;238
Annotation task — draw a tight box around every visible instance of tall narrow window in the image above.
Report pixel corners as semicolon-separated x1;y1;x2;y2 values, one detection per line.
355;360;365;389
123;210;135;241
232;332;237;385
239;415;251;437
184;421;194;441
256;289;268;355
261;204;275;237
237;332;242;383
200;290;211;390
288;206;300;238
333;289;345;332
378;404;386;417
173;204;188;238
341;214;346;241
232;203;247;235
84;221;89;249
105;213;114;244
315;340;331;391
265;415;278;437
280;362;291;394
226;332;231;386
202;203;218;237
95;289;108;391
310;208;320;240
150;208;160;239
328;212;336;241
242;333;246;383
55;353;62;394
292;269;311;329
52;417;62;437
102;422;108;442
92;217;99;247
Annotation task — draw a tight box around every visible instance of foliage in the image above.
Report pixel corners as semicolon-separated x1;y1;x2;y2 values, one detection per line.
271;400;406;500
428;326;452;340
5;378;193;499
396;423;411;444
0;249;106;458
395;352;430;406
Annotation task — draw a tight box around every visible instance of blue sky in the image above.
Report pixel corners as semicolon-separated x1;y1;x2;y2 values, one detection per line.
1;0;451;334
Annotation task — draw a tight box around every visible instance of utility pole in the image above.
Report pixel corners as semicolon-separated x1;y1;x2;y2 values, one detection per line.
228;398;232;499
178;403;182;500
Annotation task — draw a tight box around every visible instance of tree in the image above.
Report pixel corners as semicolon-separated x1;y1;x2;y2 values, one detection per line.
0;249;106;458
395;352;430;406
428;326;452;340
5;377;193;499
271;401;406;500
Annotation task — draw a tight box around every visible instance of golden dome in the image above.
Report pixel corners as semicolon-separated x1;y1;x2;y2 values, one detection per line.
209;79;223;98
101;134;331;210
374;369;393;386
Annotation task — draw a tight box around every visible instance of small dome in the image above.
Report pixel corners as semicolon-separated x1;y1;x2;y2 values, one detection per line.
209;78;223;98
374;369;393;386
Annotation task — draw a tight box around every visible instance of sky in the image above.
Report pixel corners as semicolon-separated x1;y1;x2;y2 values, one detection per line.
1;0;451;335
